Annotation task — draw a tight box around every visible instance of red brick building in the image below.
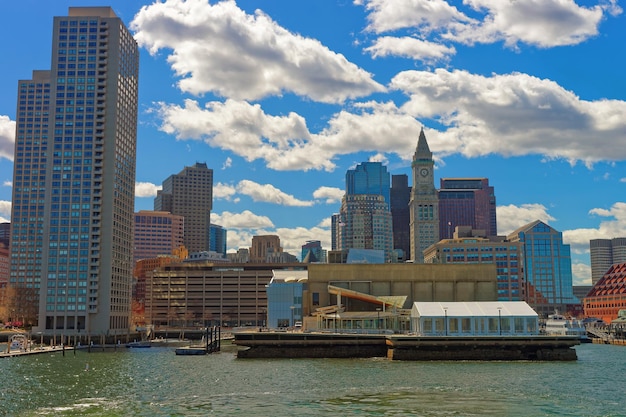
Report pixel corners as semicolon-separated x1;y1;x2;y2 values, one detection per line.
583;262;626;323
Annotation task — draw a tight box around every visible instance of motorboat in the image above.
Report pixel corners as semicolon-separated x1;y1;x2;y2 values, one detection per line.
542;313;590;342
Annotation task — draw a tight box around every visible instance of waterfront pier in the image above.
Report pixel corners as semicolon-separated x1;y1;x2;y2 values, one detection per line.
233;331;580;360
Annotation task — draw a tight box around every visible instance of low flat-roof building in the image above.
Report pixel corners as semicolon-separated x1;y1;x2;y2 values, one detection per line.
305;263;497;317
411;301;539;336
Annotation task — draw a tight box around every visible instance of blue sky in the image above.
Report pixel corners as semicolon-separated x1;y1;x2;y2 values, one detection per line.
1;0;625;284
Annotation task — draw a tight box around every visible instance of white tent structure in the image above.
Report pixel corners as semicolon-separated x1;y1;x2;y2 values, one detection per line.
411;302;539;336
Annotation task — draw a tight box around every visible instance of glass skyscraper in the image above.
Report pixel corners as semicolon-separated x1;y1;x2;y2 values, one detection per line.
338;162;393;262
507;220;579;317
10;7;139;335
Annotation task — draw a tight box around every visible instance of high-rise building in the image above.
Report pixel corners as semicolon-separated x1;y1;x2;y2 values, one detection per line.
133;211;184;264
346;161;390;206
155;162;213;253
250;235;282;263
391;174;411;261
590;238;626;285
507;220;579;317
302;240;324;263
409;128;439;263
9;70;50;322
10;7;139;335
438;178;496;240
338;162;393;262
209;223;227;257
423;226;524;301
0;222;10;247
331;213;341;251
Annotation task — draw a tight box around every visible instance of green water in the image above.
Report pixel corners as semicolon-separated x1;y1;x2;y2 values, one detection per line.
0;343;623;416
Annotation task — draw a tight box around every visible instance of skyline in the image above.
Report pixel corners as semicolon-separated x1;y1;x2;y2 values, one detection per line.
1;0;626;284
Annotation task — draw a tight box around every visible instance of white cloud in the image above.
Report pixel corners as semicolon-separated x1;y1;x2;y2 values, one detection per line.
135;182;161;198
236;180;313;207
497;203;555;236
357;0;621;48
132;0;383;103
157;68;626;172
0;115;15;161
391;69;626;166
213;182;238;201
0;200;11;221
157;98;422;171
274;226;331;258
318;217;333;228
447;0;616;48
211;210;274;229
571;262;592;286
368;152;388;165
313;186;344;204
358;0;470;34
3;180;11;187
365;36;456;63
563;202;626;251
222;157;232;170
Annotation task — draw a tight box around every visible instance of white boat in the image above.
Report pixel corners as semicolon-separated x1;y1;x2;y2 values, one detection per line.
542;313;590;342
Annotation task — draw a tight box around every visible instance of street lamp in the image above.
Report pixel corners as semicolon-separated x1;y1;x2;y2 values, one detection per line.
376;308;381;331
443;307;448;336
497;306;503;335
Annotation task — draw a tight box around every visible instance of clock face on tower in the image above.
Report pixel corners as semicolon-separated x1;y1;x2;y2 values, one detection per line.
420;168;429;177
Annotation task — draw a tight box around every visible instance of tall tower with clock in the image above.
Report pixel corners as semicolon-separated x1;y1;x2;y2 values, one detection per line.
409;128;439;263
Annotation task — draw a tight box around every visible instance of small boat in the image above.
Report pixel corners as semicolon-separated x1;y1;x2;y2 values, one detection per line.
175;346;207;355
125;341;152;348
542;313;590;342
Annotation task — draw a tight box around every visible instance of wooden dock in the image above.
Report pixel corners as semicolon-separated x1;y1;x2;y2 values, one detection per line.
175;326;222;356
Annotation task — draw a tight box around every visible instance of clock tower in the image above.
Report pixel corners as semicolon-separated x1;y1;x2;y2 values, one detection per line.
409;128;439;262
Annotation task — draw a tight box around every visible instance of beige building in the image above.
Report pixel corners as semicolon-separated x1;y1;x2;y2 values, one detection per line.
146;262;304;328
304;263;497;317
250;235;282;263
155;162;213;253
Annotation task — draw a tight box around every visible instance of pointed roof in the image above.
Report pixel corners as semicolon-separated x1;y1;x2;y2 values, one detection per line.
413;127;432;161
586;262;626;298
302;249;319;263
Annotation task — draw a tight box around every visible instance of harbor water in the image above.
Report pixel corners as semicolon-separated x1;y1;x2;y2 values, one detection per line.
0;342;623;416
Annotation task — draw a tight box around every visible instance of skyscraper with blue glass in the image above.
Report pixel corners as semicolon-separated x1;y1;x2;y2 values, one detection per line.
507;220;579;317
10;7;139;335
338;162;393;262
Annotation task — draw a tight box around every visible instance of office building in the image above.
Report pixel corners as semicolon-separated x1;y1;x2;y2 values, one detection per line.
337;162;393;262
250;235;282;263
409;128;439;263
209;224;227;257
0;222;10;247
133;211;184;264
391;174;411;261
507;221;578;317
590;238;626;285
9;7;139;335
346;161;390;206
302;240;324;263
423;226;524;301
155;162;213;253
0;243;8;288
438;178;496;240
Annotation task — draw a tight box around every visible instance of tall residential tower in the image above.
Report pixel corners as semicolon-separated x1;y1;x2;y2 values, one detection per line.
155;162;213;253
10;7;139;335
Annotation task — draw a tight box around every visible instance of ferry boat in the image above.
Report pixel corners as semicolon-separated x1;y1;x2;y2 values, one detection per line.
542;313;590;342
